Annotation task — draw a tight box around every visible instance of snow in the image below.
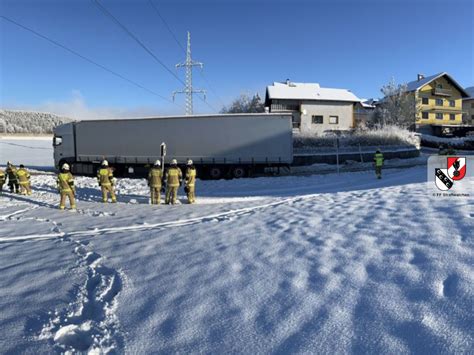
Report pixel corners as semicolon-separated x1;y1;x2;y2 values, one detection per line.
0;136;54;169
267;82;360;102
0;140;473;353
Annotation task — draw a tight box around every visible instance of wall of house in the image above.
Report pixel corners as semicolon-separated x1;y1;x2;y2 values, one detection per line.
299;101;354;135
462;98;474;125
415;76;464;125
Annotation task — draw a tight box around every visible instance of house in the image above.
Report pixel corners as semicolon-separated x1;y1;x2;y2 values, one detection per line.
354;99;377;127
265;80;361;135
406;72;470;134
462;86;474;125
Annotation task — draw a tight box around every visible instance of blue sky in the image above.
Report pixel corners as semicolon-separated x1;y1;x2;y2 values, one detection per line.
1;0;473;118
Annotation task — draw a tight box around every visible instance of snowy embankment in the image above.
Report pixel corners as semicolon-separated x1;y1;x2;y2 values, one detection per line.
0;164;473;353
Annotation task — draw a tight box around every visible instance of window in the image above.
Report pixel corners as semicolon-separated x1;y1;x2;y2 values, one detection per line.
329;116;339;124
422;97;429;105
312;115;323;124
449;114;456;120
449;100;455;107
436;83;443;89
436;99;443;106
422;112;429;119
271;100;299;111
436;113;443;120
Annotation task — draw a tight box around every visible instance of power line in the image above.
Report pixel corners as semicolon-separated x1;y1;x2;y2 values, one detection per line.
0;15;179;106
147;0;185;53
147;0;225;109
92;0;185;86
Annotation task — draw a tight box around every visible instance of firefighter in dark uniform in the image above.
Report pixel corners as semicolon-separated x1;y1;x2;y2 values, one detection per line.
6;161;20;193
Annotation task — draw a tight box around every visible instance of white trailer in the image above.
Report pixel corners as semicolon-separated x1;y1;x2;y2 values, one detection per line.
53;113;293;179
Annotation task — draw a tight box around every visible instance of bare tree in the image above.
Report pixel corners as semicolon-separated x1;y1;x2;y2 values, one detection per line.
220;93;265;114
373;78;419;130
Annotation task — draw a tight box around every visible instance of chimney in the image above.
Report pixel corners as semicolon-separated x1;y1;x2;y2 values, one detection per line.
286;78;290;86
417;74;425;81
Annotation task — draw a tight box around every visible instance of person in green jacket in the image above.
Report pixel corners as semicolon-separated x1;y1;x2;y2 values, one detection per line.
148;160;164;205
374;150;384;179
57;163;76;210
165;159;182;205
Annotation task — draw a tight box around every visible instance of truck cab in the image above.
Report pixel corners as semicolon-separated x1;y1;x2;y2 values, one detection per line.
53;123;75;169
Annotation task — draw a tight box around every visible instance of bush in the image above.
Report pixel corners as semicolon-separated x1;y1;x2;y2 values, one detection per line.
293;126;419;149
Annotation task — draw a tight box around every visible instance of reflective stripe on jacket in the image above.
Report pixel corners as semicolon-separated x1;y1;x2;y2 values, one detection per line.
148;168;163;188
166;167;182;187
16;168;30;184
185;167;196;187
374;153;384;167
97;168;113;186
57;172;74;192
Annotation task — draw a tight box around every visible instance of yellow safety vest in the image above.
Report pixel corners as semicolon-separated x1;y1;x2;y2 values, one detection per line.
16;168;30;184
374;153;384;167
97;168;113;186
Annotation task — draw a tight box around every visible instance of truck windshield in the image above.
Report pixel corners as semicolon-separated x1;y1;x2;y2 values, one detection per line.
53;136;62;146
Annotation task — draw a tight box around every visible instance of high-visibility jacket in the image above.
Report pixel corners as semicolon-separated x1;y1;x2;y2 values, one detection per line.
0;169;5;183
57;172;74;192
6;166;17;182
166;167;182;188
97;168;114;187
148;167;163;188
16;168;30;184
185;167;196;187
374;152;384;167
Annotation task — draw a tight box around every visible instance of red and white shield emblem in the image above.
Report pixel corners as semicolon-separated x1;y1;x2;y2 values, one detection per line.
447;157;466;180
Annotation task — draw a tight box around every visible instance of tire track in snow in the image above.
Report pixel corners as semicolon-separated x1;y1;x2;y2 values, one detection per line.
38;238;125;353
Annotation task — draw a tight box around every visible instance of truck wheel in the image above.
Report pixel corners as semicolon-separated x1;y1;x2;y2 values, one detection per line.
232;167;246;179
209;167;222;180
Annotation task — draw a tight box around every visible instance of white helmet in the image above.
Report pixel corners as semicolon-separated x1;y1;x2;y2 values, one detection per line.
101;160;109;166
62;163;70;170
154;160;161;166
187;159;193;165
171;159;177;165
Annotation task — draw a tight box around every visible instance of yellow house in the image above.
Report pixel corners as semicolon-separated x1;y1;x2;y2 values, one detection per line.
406;72;469;129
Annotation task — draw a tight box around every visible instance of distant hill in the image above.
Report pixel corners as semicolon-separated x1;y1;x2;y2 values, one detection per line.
0;109;73;134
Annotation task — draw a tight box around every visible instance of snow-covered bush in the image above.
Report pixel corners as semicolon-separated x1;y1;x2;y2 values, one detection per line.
420;134;474;150
0;109;72;134
293;126;419;148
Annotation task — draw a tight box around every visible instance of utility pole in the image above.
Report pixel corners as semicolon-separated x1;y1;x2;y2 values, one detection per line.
173;31;206;115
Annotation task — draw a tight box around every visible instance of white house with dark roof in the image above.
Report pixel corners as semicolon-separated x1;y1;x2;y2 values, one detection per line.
265;80;361;135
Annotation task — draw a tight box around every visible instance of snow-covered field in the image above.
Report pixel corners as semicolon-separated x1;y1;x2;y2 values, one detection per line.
0;136;53;169
0;139;473;354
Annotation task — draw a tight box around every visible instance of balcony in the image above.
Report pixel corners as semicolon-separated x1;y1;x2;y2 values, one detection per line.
432;88;452;97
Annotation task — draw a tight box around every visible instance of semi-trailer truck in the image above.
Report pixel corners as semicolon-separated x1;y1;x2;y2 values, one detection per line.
53;113;293;179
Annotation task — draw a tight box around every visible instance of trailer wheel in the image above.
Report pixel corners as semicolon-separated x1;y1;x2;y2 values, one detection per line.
232;166;246;179
209;167;222;180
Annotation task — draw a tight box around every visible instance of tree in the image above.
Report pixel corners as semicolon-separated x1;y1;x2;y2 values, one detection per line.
220;93;265;114
373;78;419;129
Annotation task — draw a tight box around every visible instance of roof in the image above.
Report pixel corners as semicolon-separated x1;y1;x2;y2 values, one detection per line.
266;82;361;103
405;72;469;97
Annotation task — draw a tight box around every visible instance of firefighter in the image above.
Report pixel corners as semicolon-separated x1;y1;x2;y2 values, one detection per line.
57;163;76;210
16;164;32;195
6;161;20;193
184;159;197;204
148;160;164;205
374;149;384;179
0;167;5;193
165;159;182;205
97;160;117;203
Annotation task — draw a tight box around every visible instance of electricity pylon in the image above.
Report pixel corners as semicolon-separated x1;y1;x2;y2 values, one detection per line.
173;31;206;115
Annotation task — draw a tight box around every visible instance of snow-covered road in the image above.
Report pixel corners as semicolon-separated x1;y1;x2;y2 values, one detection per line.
1;165;473;354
